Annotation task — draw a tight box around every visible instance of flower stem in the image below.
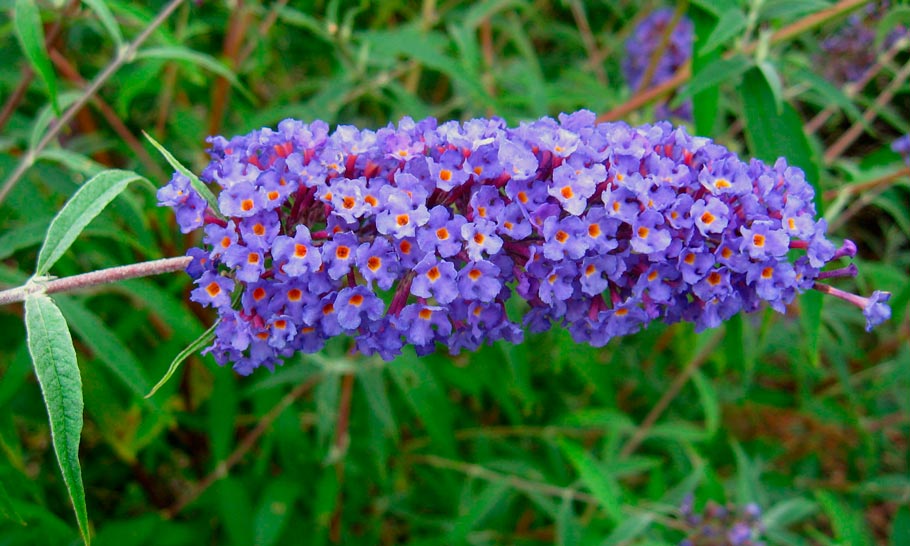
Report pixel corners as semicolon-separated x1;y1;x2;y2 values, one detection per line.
0;256;192;306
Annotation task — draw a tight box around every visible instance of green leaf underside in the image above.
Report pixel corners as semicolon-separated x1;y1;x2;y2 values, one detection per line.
35;170;149;276
146;319;219;398
24;293;90;544
14;0;59;114
143;131;221;215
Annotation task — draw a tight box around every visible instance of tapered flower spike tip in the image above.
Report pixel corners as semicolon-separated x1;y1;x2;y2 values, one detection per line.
158;111;890;375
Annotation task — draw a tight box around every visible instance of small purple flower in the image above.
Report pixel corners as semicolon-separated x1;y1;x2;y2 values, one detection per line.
355;237;400;290
740;220;789;260
323;231;359;280
239;211;281;250
457;260;502;303
863;290;892;332
418;206;467;258
191;272;234;310
218;181;264;218
223;244;265;282
461;219;503;261
630;210;671;254
411;255;459;304
542;215;588;260
157;174;207;232
691;197;730;236
272;225;322;278
893;134;910;166
335;286;384;330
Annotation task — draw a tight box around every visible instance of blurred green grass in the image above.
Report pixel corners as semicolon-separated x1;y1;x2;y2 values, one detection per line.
1;1;908;544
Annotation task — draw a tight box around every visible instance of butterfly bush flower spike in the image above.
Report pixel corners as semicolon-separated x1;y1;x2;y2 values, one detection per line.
158;111;890;375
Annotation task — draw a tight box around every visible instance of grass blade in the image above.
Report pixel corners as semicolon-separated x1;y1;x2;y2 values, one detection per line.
146;319;218;398
24;293;90;544
14;0;59;114
143;131;221;215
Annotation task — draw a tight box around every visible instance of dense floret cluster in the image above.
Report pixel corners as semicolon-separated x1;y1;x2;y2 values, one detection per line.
158;111;889;374
679;497;765;546
819;1;907;84
622;8;693;121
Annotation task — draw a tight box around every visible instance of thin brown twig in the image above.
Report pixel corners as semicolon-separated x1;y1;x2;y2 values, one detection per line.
822;166;910;201
47;49;166;179
568;0;607;86
618;331;723;458
805;38;907;134
824;56;910;163
237;0;289;67
0;256;192;306
163;373;323;518
828;181;896;232
407;454;690;530
598;0;867;122
206;2;253;137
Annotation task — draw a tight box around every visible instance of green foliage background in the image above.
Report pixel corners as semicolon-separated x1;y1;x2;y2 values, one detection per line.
0;0;908;544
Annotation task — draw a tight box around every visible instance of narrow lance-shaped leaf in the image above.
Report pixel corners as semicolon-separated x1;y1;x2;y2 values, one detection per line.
143;131;221;216
14;0;59;114
35;170;151;276
146;320;218;398
25;293;90;544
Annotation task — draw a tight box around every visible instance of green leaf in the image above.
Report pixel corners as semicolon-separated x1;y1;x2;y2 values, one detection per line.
143;131;221;215
145;319;218;398
82;0;124;48
891;506;910;546
0;478;25;525
557;439;622;523
760;0;833;21
691;370;720;436
133;46;254;102
792;68;867;130
54;297;153;404
875;6;910;49
14;0;59;114
253;481;299;546
740;66;819;183
677;55;752;102
691;7;722;134
815;491;874;546
36;149;106;177
762;497;817;531
35;169;150;276
756;61;784;115
698;8;748;55
24;293;90;545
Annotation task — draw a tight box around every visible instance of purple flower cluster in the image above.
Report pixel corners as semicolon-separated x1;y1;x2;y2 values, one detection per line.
819;1;907;84
679;497;765;546
893;134;910;166
158;110;889;375
622;8;694;121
